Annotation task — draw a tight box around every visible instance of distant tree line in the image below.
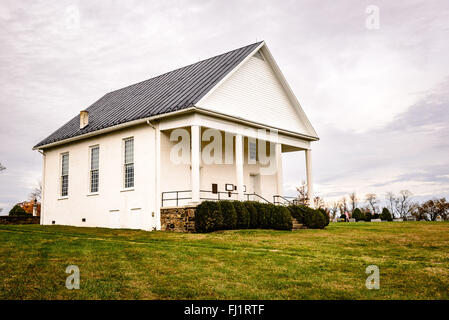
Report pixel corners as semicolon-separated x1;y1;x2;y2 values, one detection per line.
324;190;449;221
294;183;449;222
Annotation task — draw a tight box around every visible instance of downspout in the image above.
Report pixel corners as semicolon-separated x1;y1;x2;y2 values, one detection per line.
146;120;159;230
37;149;45;225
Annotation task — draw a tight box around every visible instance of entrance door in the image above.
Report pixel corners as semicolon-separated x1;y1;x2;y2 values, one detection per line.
249;174;260;195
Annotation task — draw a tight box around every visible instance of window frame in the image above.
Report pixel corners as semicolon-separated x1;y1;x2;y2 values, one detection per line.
249;141;257;162
60;152;69;198
89;145;100;194
122;137;135;190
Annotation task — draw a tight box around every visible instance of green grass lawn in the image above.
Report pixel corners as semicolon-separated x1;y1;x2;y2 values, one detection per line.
0;222;448;300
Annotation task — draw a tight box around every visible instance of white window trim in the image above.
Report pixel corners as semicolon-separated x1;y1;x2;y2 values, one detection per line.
60;152;69;198
88;145;100;195
122;137;135;191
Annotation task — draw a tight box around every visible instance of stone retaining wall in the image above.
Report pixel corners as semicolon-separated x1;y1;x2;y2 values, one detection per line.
160;206;196;232
0;216;40;225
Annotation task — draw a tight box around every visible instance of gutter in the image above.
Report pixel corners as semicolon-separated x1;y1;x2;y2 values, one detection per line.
33;107;197;150
34;104;319;151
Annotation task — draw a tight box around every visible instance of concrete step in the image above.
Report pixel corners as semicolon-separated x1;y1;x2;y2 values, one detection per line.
291;217;306;230
292;223;305;230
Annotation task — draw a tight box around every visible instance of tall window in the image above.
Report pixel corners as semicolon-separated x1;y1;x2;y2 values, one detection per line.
124;138;134;188
90;146;99;193
61;153;69;197
249;141;257;161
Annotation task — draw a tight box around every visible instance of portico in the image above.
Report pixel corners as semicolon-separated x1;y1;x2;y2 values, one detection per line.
159;110;314;207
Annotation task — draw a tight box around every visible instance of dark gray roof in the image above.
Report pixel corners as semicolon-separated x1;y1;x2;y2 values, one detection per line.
34;41;263;148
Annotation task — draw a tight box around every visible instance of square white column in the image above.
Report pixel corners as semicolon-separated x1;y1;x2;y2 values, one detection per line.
305;149;313;207
275;143;283;196
191;125;200;203
235;134;244;201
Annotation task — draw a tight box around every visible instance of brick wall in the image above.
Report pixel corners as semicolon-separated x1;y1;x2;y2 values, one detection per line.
160;206;196;232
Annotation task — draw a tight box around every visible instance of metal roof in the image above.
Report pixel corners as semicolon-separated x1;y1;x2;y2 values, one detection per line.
34;41;263;148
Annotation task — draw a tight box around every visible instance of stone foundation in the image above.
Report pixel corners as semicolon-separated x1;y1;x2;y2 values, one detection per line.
160;206;196;232
0;216;40;225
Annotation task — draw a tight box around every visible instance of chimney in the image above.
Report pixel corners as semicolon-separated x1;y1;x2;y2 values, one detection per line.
80;110;89;129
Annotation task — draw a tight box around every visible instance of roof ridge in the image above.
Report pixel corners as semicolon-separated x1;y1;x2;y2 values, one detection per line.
105;41;264;96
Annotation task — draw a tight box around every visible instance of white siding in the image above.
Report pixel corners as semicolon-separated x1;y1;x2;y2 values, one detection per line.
42;124;157;231
197;54;309;135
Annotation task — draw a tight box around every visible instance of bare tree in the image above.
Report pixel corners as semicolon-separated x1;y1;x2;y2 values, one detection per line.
328;201;340;220
349;192;358;213
417;198;449;221
386;192;397;218
313;196;325;209
338;196;348;217
29;181;42;202
365;193;378;214
0;162;5;172
395;190;413;218
295;180;309;206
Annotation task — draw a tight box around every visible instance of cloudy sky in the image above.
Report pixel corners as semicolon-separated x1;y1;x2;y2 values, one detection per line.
0;0;448;213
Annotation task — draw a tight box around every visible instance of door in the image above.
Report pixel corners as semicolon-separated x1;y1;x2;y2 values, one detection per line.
249;174;261;200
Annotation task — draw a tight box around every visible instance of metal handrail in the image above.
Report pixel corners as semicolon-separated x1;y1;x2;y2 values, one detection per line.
273;195;298;205
161;190;192;207
161;189;273;207
245;193;271;203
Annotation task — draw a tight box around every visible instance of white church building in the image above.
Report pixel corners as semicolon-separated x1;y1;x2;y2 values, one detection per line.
33;41;319;231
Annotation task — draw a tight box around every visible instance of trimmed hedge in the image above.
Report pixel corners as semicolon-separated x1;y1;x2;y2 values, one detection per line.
318;208;330;226
303;207;326;229
195;200;292;233
219;200;237;229
195;201;221;233
245;201;259;229
233;201;250;229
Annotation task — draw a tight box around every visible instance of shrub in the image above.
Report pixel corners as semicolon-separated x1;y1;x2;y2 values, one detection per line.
233;201;250;229
288;205;306;224
340;214;347;222
195;201;221;233
195;201;294;233
380;207;393;221
304;208;326;229
244;201;259;228
219;201;237;230
271;206;293;230
365;211;372;222
254;202;271;228
9;204;27;217
352;208;365;221
318;208;330;226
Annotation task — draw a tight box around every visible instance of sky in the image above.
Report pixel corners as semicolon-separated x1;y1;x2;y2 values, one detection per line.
0;0;448;214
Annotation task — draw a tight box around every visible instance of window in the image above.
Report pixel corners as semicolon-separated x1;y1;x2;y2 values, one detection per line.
90;146;99;193
249;141;257;161
124;138;134;188
61;153;69;197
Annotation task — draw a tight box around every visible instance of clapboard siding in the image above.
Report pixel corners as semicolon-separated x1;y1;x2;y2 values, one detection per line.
197;54;308;135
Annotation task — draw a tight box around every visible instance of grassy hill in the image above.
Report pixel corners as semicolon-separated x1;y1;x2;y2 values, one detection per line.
0;222;448;299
